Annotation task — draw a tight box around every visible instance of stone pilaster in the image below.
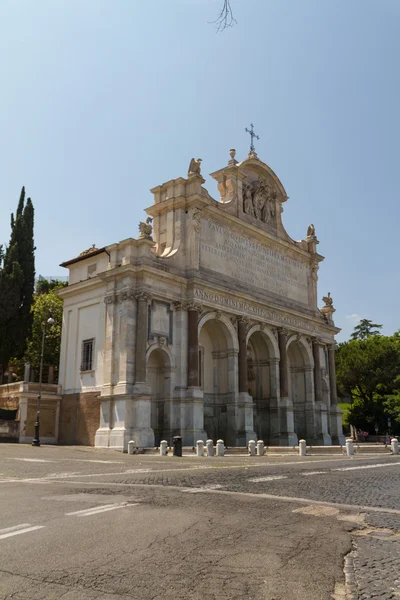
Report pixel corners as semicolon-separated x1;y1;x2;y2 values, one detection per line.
328;344;346;445
114;288;136;396
134;292;151;385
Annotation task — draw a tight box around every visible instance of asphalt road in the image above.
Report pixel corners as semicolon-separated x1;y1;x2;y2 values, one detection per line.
0;445;399;600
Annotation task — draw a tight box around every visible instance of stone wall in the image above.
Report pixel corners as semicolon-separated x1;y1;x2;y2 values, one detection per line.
59;392;100;446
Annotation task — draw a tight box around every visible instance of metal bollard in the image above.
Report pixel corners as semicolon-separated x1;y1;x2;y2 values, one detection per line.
391;437;399;455
206;439;214;457
128;440;136;455
256;440;265;456
346;438;354;456
298;439;307;457
160;440;168;456
216;439;225;457
172;435;182;457
248;440;256;456
196;440;205;457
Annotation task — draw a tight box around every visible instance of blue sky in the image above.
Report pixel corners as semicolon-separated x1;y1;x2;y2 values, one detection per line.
1;0;399;341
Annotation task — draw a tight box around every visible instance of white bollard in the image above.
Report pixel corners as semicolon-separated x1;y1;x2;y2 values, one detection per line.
298;439;307;457
160;440;168;456
216;439;225;457
127;440;136;455
256;440;265;456
196;440;205;457
346;438;354;456
391;437;399;455
206;439;214;457
248;440;256;456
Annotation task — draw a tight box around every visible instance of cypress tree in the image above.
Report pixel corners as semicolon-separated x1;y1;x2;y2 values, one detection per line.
0;187;35;370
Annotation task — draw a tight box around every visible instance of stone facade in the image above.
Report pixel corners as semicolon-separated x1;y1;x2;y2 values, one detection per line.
57;149;345;450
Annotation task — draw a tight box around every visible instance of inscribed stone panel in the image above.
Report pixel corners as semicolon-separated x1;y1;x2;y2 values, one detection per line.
200;219;309;305
149;301;172;342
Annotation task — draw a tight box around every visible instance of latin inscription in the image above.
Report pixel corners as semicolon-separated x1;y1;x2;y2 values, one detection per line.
194;288;321;334
200;220;309;305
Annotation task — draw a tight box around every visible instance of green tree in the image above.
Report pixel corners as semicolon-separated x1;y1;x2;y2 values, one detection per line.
0;244;24;367
351;318;382;340
0;187;35;368
336;334;400;433
24;288;64;369
36;278;67;295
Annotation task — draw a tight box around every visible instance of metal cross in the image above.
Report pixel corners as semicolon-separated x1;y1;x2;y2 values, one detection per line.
245;123;260;153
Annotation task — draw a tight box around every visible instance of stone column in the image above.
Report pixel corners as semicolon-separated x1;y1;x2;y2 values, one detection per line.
328;343;345;445
187;303;201;387
183;302;206;445
135;292;151;384
328;344;338;406
278;329;289;398
312;340;322;404
278;329;297;446
238;317;248;394
234;317;256;446
313;340;331;445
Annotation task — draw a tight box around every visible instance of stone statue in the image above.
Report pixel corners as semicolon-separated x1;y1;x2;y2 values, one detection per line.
138;217;153;240
307;224;316;237
322;292;333;307
188;158;202;177
243;184;255;217
321;292;335;324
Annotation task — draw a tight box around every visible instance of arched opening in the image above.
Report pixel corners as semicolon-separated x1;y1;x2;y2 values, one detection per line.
147;347;171;446
199;318;236;444
287;339;312;440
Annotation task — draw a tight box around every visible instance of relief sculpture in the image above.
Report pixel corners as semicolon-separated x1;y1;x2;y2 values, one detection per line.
242;178;278;225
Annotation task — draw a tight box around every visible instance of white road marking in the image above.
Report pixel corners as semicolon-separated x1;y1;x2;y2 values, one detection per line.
0;524;45;539
333;462;400;472
249;475;287;482
11;458;54;463
302;471;326;476
181;484;223;493
66;502;137;517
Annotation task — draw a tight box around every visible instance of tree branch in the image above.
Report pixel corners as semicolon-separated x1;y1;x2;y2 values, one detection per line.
209;0;237;33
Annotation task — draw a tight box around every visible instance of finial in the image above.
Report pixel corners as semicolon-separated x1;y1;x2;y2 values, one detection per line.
228;148;238;166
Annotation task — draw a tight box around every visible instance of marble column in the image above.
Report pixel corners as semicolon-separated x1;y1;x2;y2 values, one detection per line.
238;317;248;393
278;328;297;445
313;339;331;445
187;303;201;387
328;343;345;445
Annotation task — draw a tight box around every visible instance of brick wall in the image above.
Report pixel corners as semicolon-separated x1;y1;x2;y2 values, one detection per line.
59;392;100;446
